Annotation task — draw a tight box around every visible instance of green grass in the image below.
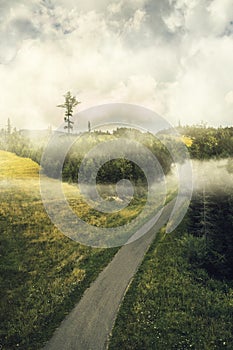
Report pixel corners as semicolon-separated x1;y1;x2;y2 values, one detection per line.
0;150;40;179
0;151;119;349
109;225;233;350
0;150;177;349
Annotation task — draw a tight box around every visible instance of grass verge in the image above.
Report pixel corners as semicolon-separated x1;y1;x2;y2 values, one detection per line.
109;225;233;350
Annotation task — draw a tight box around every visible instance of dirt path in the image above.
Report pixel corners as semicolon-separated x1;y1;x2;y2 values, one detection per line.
43;201;174;350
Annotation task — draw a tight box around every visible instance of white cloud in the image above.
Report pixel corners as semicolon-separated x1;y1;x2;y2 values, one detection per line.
207;0;233;35
107;2;123;15
0;3;39;64
124;9;147;32
0;0;232;130
167;35;233;125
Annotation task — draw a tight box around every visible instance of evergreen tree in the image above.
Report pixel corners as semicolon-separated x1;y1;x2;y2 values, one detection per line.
57;91;81;133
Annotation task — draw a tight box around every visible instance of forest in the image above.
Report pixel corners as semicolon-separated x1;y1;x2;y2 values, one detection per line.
1;124;233;182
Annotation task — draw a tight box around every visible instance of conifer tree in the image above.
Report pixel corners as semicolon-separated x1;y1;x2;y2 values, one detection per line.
57;92;81;133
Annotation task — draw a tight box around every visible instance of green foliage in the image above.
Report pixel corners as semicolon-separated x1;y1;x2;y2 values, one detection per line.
109;181;233;349
180;233;208;267
1;125;233;177
57;91;81;117
109;227;233;350
188;188;233;280
60;130;173;184
1;127;173;184
57;91;81;133
0;129;47;165
177;125;233;159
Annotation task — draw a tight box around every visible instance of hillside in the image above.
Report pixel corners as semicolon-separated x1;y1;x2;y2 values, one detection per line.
0;150;40;179
0;151;118;350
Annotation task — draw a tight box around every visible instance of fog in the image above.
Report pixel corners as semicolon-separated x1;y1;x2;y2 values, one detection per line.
190;159;233;193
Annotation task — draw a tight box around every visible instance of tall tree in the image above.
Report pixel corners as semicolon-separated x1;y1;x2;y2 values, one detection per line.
57;91;81;133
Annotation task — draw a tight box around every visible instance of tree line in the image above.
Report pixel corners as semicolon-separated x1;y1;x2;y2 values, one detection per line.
41;129;173;184
178;125;233;159
1;123;232;183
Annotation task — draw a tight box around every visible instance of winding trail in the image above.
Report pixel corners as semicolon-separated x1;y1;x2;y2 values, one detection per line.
43;200;174;350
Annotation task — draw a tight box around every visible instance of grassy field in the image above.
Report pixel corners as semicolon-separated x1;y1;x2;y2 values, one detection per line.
0;150;177;349
0;150;175;349
109;225;233;350
0;151;40;179
0;151;120;349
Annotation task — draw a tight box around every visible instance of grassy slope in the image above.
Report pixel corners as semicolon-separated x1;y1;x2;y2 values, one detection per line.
0;150;40;179
0;150;177;349
109;226;233;350
0;151;118;350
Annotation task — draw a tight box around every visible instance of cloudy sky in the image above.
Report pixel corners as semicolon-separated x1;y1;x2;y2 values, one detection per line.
0;0;232;129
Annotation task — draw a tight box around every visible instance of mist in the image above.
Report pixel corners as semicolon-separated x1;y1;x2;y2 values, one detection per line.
191;159;233;193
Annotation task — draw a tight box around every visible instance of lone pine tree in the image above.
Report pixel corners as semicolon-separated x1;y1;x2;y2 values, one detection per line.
57;91;81;133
